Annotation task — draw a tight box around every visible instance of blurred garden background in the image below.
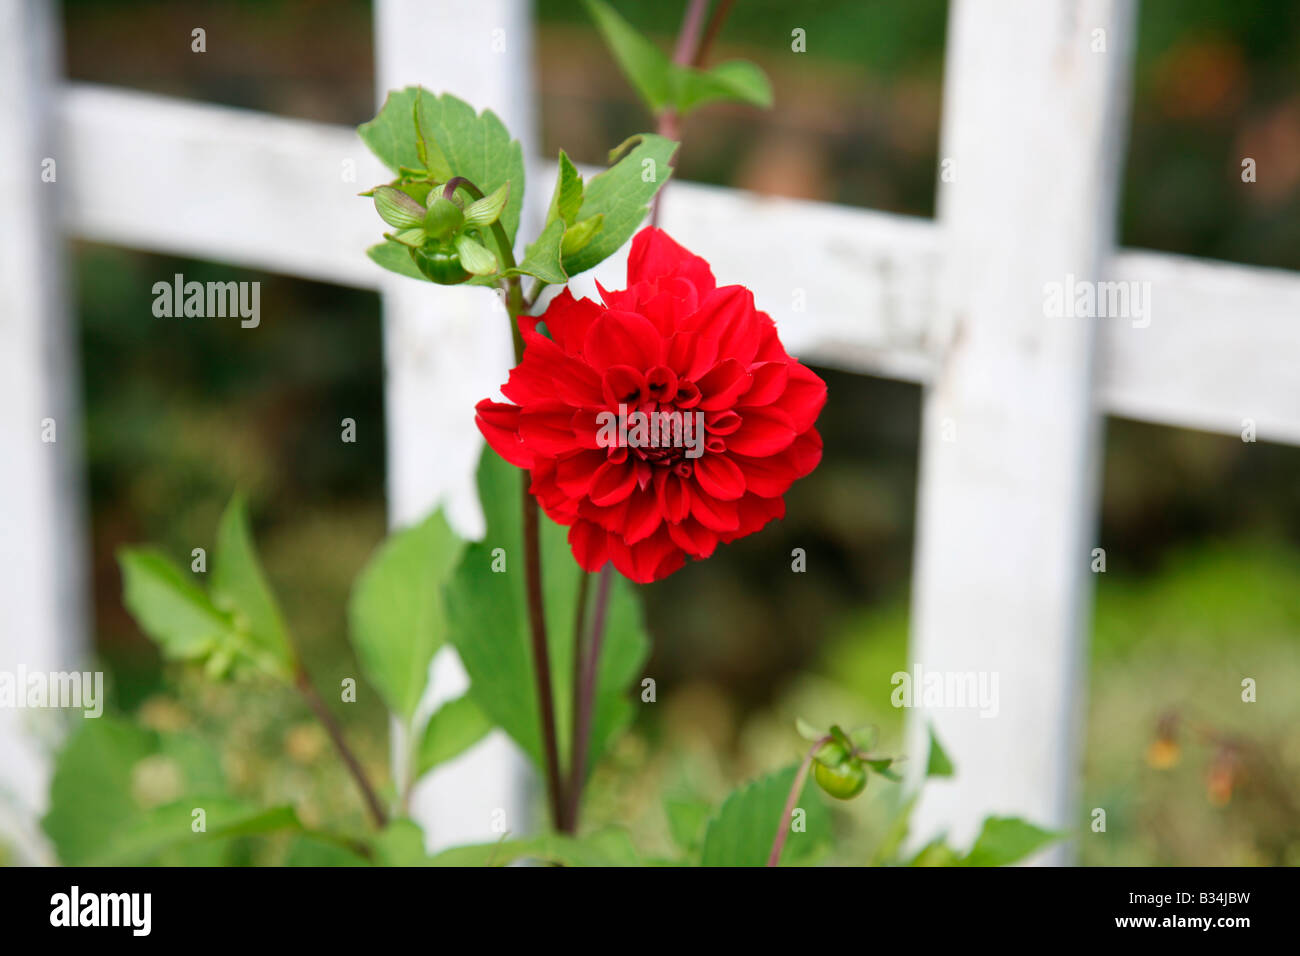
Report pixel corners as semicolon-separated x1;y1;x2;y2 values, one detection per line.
36;0;1300;865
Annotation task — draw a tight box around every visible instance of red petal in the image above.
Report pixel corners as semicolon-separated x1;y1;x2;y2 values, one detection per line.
568;520;610;572
719;493;785;544
689;489;740;532
695;358;752;411
739;361;789;407
540;288;604;355
667;518;719;559
519;401;582;456
692;453;745;501
770;362;827;432
688;286;762;369
627;227;714;295
589;458;637;506
475;399;533;468
583;310;664;372
726;406;797;457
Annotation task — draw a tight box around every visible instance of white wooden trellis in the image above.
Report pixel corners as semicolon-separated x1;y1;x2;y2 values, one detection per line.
3;0;1299;862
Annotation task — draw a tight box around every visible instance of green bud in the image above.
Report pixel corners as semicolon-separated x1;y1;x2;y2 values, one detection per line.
373;186;427;230
454;233;499;276
462;182;510;228
813;757;867;800
409;240;470;285
424;196;465;239
812;738;849;768
560;214;605;257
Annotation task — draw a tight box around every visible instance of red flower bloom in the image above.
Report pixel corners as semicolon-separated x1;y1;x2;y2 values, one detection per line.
476;227;826;583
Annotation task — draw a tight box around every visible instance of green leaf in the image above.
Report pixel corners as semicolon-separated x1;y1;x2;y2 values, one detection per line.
446;450;650;777
583;0;673;112
367;239;428;281
561;133;678;277
926;724;954;777
505;217;568;285
547;150;585;227
371;818;433;866
88;801;302;866
463;182;510;227
423;828;641;867
701;765;830;867
674;59;774;114
211;495;294;680
960;817;1065;867
43;717;249;866
348;509;465;724
284;834;371;866
664;796;712;854
373;185;428;229
795;717;826;742
118;548;236;664
360;88;525;244
358;88;453;183
415;692;495;776
454;233;499;276
560;214;605;258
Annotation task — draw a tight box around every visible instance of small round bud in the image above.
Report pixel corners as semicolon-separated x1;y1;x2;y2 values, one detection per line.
425;197;465;240
409;241;469;284
813;758;867;800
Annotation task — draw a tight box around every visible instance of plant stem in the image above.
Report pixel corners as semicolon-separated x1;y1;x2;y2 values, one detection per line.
458;174;568;831
563;564;614;831
650;0;724;227
765;736;829;867
294;665;388;828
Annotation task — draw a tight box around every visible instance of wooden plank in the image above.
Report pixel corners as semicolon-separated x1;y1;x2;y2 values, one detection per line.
0;0;86;864
374;0;535;851
904;0;1137;863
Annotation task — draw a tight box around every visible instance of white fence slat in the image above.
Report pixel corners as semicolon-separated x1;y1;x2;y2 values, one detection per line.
905;0;1136;862
374;0;536;851
0;0;87;864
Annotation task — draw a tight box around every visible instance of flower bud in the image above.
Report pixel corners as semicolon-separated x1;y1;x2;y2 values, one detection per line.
424;196;465;239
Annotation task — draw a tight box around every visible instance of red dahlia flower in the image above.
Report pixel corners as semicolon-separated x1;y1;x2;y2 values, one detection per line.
475;227;827;583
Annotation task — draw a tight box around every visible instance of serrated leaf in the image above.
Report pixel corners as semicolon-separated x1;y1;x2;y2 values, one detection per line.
505;217;568;285
446;450;650;778
701;765;830;867
927;724;954;777
547;150;585;227
583;0;673;112
416;692;495;776
561;133;678;277
674;59;774;114
360;88;525;243
211;495;294;680
367;239;428;281
348;509;466;723
358;88;452;182
960;817;1065;867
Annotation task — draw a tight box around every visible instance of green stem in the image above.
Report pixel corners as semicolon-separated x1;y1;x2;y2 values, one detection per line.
454;175;567;831
563;565;613;832
766;736;829;867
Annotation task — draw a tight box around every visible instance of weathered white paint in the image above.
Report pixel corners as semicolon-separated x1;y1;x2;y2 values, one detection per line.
904;0;1137;863
0;0;86;864
374;0;537;850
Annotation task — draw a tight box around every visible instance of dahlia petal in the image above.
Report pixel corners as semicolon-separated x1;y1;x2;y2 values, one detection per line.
666;330;715;381
719;493;786;544
519;401;583;456
770;362;828;432
695;358;752;411
583;310;664;372
692;453;746;501
726;405;797;457
627;227;715;296
654;469;692;523
689;286;762;369
541;288;604;355
688;489;740;532
475;399;533;469
601;365;648;407
554;449;607;498
622;487;663;545
589;458;637;506
609;526;685;584
738;361;790;407
667;518;719;559
568;520;610;572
